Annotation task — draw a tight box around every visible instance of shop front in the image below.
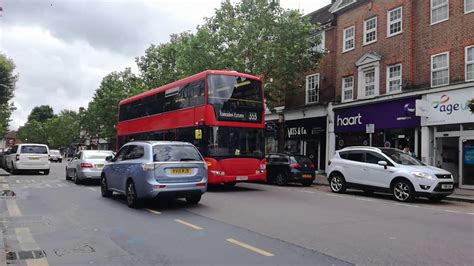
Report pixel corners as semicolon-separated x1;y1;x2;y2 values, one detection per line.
417;87;474;189
283;117;327;172
334;97;421;155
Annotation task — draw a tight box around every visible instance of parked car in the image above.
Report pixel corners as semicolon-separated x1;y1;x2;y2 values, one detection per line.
327;146;454;202
101;141;208;208
265;153;316;186
49;149;63;163
4;144;50;175
66;150;114;184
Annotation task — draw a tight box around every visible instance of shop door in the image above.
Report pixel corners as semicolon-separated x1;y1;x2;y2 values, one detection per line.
305;140;319;171
459;138;474;189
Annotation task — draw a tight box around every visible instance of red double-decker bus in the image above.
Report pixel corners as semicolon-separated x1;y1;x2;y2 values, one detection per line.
116;70;266;185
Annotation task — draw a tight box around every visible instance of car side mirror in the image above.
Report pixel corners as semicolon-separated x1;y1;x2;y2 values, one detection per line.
105;156;113;162
378;161;388;169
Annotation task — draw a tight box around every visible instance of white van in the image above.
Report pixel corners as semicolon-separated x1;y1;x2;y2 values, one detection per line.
5;144;51;175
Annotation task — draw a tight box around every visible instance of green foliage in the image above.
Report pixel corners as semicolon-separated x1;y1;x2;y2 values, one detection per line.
17;120;48;144
44;110;81;149
0;53;18;136
468;99;474;113
136;0;321;107
27;105;55;122
82;68;145;144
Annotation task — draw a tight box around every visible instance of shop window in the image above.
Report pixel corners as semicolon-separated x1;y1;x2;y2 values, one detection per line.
343;26;355;52
305;73;319;104
467;0;474;13
462;123;474;131
387;7;403;37
387;64;402;93
363;17;377;45
466;46;474;81
431;52;449;87
431;0;449;25
342;76;354;102
437;124;460;132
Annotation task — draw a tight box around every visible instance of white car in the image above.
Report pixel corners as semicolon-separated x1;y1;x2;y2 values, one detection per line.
66;150;115;184
5;143;51;175
327;146;454;202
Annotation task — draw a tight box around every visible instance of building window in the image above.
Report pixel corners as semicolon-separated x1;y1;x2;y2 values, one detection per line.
466;46;474;81
387;64;402;93
431;0;449;25
343;26;355;52
305;74;319;104
315;31;325;52
364;69;376;96
387;7;403;37
466;0;474;13
431;52;449;87
363;17;377;45
342;76;354;102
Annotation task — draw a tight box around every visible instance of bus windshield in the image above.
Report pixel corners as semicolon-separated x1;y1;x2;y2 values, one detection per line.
207;126;264;159
208;74;263;123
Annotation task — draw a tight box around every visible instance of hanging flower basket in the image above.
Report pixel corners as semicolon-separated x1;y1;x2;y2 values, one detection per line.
468;99;474;113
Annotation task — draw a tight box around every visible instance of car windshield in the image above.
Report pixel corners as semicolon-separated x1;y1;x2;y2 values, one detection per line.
83;152;114;160
20;145;48;154
380;149;423;165
291;155;312;165
50;150;60;155
153;145;202;162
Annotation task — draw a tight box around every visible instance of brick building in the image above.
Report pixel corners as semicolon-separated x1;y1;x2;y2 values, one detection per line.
320;0;474;188
266;0;474;187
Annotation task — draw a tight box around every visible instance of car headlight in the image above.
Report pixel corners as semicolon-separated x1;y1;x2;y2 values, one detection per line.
411;171;434;180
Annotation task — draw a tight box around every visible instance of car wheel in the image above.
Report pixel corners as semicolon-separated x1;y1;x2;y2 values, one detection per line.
300;180;313;187
392;180;415;202
101;175;113;198
329;173;346;193
65;168;71;180
186;194;202;205
275;173;287;186
428;195;446;202
126;181;141;208
73;171;81;184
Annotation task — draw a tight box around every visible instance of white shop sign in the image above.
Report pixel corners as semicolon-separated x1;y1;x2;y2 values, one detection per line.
419;88;474;126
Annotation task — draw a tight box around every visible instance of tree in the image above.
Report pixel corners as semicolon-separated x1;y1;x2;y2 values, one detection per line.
44;110;81;149
83;68;145;145
17;120;48;144
136;0;321;107
0;53;18;136
27;105;55;123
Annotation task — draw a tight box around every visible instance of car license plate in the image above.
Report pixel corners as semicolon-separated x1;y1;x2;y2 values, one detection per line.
236;176;248;181
171;168;192;175
302;174;313;178
95;164;104;169
29;157;39;160
441;184;453;189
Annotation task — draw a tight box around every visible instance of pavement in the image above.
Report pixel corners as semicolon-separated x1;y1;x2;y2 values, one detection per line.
0;168;9;176
314;174;474;203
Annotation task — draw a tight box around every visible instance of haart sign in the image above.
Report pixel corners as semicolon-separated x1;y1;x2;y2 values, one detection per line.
334;97;420;133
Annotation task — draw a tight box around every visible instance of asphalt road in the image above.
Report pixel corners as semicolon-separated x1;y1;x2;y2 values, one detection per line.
1;162;473;265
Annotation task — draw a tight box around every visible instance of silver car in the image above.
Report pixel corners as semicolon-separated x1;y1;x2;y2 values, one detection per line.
66;150;115;184
101;141;207;208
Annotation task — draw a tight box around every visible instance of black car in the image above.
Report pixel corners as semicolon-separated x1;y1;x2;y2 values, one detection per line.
265;153;316;186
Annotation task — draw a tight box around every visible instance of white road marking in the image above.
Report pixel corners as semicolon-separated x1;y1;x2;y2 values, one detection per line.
174;219;203;230
226;238;274;257
15;228;49;266
7;201;21;217
87;187;97;192
145;208;161;215
16;180;20;183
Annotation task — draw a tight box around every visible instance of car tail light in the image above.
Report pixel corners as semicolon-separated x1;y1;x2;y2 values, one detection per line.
290;163;301;169
196;183;206;187
80;163;93;168
15;154;20;161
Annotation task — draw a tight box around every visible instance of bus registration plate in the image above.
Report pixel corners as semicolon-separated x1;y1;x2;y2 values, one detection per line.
236;176;248;181
171;169;192;175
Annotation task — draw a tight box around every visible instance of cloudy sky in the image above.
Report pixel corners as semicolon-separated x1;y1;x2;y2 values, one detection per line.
0;0;331;130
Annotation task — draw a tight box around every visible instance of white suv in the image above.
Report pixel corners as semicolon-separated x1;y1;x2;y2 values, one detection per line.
5;144;51;175
327;147;454;202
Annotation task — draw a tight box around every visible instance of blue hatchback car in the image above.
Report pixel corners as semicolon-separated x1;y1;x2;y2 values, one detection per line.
101;141;208;208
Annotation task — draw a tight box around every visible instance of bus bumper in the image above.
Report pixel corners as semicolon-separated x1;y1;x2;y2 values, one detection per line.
208;171;266;185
